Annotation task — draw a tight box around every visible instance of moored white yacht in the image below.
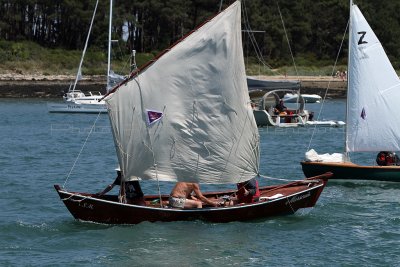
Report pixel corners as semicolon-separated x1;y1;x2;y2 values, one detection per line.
47;0;123;114
47;89;107;113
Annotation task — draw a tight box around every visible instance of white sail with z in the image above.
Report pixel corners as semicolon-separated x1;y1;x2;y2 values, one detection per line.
346;4;400;152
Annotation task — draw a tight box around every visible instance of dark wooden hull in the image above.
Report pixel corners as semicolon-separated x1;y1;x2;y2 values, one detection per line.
301;161;400;182
54;174;330;224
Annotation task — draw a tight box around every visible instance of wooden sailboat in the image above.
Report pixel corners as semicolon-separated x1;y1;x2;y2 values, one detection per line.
55;1;330;224
301;1;400;182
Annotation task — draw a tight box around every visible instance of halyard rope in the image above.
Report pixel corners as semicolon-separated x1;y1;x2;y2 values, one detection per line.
258;174;294;182
307;19;349;151
276;1;299;81
62;111;103;189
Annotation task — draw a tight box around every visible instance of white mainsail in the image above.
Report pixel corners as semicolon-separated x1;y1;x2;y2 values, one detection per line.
105;1;259;184
346;4;400;152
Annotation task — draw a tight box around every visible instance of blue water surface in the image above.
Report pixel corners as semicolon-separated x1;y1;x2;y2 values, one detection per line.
0;98;399;266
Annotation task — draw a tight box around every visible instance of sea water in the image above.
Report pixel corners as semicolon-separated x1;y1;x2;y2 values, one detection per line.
0;98;399;266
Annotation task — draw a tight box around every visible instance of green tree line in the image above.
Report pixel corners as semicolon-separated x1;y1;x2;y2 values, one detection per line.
1;0;400;69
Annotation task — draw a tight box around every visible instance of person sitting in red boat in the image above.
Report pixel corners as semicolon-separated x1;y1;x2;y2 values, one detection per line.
236;177;260;204
169;182;220;209
376;151;400;166
97;167;144;204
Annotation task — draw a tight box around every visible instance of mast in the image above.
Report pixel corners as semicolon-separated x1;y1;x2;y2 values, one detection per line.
106;0;113;92
130;50;137;72
71;0;99;93
345;0;353;158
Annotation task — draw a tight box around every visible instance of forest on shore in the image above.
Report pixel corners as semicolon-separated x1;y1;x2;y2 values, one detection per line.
1;0;400;76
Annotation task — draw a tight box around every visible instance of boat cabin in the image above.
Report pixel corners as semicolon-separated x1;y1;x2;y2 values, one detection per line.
252;89;309;127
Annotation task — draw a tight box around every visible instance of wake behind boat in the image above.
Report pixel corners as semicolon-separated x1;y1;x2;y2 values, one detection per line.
55;1;329;224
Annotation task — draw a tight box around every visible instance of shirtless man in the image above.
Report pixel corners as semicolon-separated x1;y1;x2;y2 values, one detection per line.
169;182;219;209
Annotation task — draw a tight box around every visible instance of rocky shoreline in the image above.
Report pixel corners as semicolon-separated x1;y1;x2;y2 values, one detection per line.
0;74;107;98
0;74;347;98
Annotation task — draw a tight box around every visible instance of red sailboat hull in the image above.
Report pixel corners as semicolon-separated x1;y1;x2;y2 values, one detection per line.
54;174;330;224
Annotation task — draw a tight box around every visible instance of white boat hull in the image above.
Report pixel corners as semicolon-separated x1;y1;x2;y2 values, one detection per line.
283;93;322;103
253;110;344;127
47;102;107;113
252;89;343;127
305;120;345;127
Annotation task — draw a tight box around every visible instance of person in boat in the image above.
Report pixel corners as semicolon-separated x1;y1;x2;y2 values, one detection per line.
308;111;314;121
235;177;260;204
221;178;260;206
376;151;400;166
169;182;220;209
274;99;287;115
97;168;144;204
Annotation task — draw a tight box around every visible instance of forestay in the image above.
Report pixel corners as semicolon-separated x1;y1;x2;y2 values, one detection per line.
346;5;400;152
105;1;260;184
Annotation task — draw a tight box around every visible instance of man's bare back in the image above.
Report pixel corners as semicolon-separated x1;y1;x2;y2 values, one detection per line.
169;182;218;208
170;182;196;198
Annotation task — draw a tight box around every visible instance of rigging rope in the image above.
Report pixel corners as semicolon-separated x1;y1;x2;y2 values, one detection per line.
115;40;131;76
62;110;104;189
242;0;275;72
242;0;301;80
72;0;99;92
276;1;299;80
306;19;349;152
219;0;223;12
258;174;294;182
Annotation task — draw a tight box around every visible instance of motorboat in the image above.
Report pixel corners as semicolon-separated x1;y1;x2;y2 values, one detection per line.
252;89;344;127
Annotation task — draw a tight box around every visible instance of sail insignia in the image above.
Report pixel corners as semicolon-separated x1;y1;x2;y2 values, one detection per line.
146;110;164;125
360;108;366;120
357;31;368;45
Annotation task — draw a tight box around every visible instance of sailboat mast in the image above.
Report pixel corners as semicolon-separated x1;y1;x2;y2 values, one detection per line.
71;0;99;93
106;0;113;92
344;0;353;157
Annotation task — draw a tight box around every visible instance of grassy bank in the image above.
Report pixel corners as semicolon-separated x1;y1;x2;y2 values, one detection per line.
0;41;155;77
0;41;348;77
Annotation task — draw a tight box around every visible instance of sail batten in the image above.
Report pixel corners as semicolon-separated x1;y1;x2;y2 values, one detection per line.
346;5;400;152
105;1;259;184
